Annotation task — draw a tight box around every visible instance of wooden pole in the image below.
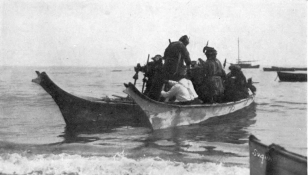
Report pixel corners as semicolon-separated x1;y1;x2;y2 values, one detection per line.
142;54;150;93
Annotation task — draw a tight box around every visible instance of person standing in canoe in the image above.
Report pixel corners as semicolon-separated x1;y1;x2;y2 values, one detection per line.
146;35;192;101
200;46;226;103
160;67;202;104
138;55;164;96
163;35;191;80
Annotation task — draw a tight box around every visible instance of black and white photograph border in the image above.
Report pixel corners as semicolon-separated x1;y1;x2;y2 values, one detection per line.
0;0;306;174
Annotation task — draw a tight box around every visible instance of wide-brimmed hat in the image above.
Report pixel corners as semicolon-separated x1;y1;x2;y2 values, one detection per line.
229;65;241;71
179;35;189;44
203;46;217;55
152;54;162;61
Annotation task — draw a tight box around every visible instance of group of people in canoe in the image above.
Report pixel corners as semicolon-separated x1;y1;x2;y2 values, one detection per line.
133;35;256;104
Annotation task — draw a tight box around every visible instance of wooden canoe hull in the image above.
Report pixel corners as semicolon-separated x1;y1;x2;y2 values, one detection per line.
277;71;307;82
124;83;255;130
249;135;307;175
263;67;307;72
32;71;149;127
263;67;295;71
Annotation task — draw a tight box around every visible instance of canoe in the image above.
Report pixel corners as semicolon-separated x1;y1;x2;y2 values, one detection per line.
124;82;255;130
32;71;150;127
249;135;307;175
263;67;295;71
263;66;307;72
272;66;307;71
277;71;307;82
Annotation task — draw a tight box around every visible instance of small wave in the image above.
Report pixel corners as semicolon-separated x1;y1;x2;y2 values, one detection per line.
269;104;284;107
0;153;249;175
255;102;270;106
275;101;307;105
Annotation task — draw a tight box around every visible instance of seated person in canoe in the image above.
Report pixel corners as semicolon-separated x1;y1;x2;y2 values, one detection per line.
223;65;257;101
160;67;202;104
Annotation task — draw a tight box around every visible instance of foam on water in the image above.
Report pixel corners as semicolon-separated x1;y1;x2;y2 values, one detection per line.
0;152;249;175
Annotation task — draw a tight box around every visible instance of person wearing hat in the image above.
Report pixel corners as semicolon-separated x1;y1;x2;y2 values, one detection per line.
138;55;164;97
223;65;250;101
200;46;226;103
160;67;202;104
163;35;191;81
144;35;191;101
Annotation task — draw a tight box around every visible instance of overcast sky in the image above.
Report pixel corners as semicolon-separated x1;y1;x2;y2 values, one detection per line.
0;0;306;67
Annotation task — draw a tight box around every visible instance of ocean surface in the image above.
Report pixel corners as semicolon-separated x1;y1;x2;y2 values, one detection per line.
0;66;306;175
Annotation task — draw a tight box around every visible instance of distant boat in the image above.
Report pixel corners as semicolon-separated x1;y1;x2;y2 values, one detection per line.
277;71;307;82
249;135;307;175
231;38;260;69
263;66;307;72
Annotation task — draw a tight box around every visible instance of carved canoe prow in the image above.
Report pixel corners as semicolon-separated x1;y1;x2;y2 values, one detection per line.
32;71;150;128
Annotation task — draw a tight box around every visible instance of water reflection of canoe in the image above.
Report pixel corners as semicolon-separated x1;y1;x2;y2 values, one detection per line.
124;82;255;130
277;71;307;82
32;71;149;127
249;135;307;175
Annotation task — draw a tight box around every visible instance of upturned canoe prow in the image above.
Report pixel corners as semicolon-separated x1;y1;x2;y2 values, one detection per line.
124;82;255;130
249;135;307;175
32;71;150;128
32;71;42;84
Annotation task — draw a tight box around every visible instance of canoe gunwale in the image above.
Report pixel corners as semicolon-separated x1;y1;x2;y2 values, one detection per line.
39;71;136;105
249;135;307;175
249;135;307;163
124;82;255;108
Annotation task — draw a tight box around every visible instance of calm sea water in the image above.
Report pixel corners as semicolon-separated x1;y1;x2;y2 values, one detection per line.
0;66;306;175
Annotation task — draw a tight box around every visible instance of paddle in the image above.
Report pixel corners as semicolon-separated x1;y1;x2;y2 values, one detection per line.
223;58;227;68
274;75;278;81
142;54;150;93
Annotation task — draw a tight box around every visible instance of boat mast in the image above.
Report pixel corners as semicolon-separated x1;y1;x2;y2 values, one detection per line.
238;37;240;64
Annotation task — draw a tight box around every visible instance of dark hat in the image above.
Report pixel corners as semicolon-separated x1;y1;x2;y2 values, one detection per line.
203;46;217;56
229;65;241;71
152;54;162;61
179;35;189;43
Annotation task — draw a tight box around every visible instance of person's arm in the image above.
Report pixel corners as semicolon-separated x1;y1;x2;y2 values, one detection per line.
188;80;199;98
181;44;191;67
161;85;179;99
168;80;177;86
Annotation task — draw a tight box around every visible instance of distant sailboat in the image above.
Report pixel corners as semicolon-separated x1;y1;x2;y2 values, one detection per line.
231;38;260;69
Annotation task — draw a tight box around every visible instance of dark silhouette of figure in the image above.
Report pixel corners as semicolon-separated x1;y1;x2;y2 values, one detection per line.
200;46;226;103
224;65;255;101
